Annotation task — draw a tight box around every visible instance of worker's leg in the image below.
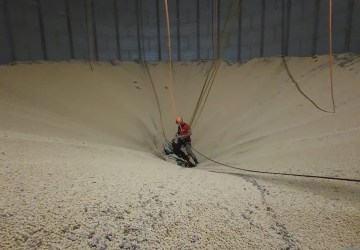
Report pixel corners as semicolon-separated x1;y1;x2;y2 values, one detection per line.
185;143;199;165
178;150;191;166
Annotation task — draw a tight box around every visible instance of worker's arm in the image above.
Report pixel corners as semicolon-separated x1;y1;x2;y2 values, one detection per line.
177;129;192;139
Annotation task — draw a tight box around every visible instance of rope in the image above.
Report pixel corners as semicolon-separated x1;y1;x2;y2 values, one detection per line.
138;0;167;142
212;0;218;57
193;60;222;126
281;0;335;113
85;0;93;71
144;64;168;142
329;0;336;113
191;146;360;183
164;0;178;117
159;0;356;184
282;56;334;113
191;60;221;126
189;60;220;125
190;0;239;126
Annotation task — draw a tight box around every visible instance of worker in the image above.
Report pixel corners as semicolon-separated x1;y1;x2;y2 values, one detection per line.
175;116;199;165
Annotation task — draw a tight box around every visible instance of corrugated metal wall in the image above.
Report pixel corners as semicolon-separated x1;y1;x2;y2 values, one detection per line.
0;0;359;64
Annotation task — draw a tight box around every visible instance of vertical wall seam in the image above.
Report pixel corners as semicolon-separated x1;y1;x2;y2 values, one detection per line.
284;0;292;56
260;0;265;57
196;0;200;60
3;0;16;61
135;0;142;61
65;0;74;59
281;0;285;56
312;0;320;56
216;0;220;59
85;0;93;65
237;0;243;61
139;0;145;61
141;0;146;61
212;0;214;57
345;0;354;52
114;0;121;60
37;0;48;60
156;0;161;60
176;0;181;61
90;0;98;60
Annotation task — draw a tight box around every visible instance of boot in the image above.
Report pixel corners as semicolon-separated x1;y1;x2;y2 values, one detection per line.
193;158;199;165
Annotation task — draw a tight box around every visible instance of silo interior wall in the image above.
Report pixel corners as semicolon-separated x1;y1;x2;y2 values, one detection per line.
0;0;359;64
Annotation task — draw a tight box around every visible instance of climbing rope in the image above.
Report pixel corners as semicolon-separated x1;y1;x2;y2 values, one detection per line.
143;63;168;142
328;0;336;113
192;60;222;126
158;0;357;183
190;59;221;126
212;0;218;57
282;56;334;113
190;0;240;126
85;0;93;71
137;0;167;142
164;0;178;117
188;0;357;183
282;0;335;113
191;146;360;183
